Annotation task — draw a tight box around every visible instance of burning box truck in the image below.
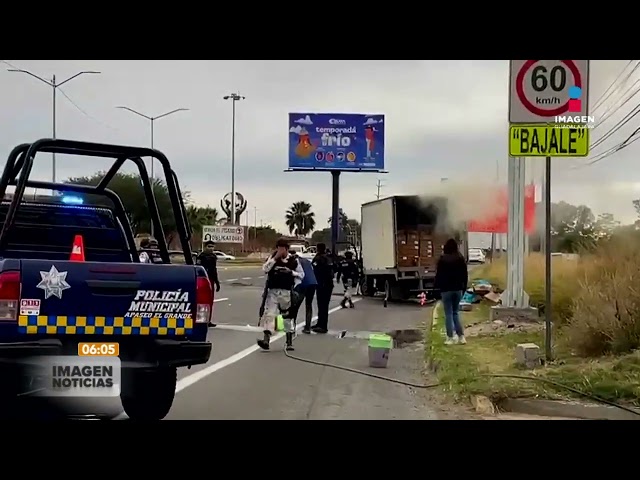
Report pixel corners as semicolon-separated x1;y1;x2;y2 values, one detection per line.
359;195;468;303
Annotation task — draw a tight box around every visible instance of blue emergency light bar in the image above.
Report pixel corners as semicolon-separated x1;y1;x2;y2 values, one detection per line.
61;195;84;205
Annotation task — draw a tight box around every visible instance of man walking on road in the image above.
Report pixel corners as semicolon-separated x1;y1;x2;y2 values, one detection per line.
197;240;221;328
312;243;334;334
336;250;359;309
258;238;305;351
286;249;318;334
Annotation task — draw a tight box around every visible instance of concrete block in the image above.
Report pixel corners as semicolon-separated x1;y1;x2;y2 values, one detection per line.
515;343;541;369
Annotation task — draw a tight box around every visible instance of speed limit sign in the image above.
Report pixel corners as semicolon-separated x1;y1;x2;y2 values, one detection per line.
509;60;590;124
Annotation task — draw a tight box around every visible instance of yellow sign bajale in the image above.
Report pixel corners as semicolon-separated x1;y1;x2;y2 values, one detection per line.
509;124;590;157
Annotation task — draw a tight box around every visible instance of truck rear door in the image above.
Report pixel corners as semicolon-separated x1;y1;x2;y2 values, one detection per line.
18;260;199;337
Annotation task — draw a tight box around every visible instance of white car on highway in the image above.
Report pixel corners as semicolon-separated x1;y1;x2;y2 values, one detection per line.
213;251;236;261
468;248;486;264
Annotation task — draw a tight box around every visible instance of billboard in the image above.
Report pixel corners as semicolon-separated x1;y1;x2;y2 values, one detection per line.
288;113;385;171
467;185;536;234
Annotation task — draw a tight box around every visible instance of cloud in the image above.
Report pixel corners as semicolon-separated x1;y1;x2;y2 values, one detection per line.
363;117;379;126
294;115;313;125
2;60;636;235
289;125;307;135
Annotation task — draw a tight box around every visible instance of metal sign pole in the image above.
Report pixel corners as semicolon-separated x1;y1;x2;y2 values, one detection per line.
544;155;553;360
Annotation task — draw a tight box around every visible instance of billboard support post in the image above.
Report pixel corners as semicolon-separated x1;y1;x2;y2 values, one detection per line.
331;171;340;254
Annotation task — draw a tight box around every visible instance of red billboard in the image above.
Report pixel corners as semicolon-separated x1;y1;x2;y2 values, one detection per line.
467;184;536;234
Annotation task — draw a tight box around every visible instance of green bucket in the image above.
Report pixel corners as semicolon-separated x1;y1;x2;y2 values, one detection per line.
275;315;285;332
368;333;393;349
368;333;393;368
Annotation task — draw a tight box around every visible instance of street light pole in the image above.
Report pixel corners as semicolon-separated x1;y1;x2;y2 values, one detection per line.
116;106;189;181
223;93;245;225
116;106;189;237
8;68;101;183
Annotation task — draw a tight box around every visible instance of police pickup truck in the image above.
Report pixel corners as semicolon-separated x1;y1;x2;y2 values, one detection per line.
0;139;213;420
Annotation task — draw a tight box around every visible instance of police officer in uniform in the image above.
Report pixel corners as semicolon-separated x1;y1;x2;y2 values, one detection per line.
336;251;359;309
197;240;221;327
286;249;318;334
312;243;334;334
259;238;304;351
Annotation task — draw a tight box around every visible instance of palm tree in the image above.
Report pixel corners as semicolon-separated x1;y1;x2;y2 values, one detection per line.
285;201;316;237
187;205;219;237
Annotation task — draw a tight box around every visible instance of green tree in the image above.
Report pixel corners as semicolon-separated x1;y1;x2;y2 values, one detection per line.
65;172;189;239
550;201;598;252
328;209;361;243
285;201;316;237
311;228;331;245
186;205;220;237
595;212;619;239
247;225;283;250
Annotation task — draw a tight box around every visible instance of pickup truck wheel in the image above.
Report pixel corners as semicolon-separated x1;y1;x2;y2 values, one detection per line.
120;367;177;421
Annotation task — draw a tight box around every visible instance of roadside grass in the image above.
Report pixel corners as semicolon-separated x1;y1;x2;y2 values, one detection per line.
471;255;579;323
426;304;640;407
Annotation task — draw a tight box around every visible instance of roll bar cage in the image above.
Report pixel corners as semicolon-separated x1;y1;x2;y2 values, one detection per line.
0;138;193;265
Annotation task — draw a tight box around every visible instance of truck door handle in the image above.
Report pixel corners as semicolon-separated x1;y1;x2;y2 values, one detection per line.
86;279;141;296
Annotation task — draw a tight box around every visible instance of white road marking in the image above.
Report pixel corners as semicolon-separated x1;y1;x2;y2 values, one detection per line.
241;277;252;280
174;298;361;394
258;275;264;279
226;278;239;282
213;298;229;303
114;298;360;420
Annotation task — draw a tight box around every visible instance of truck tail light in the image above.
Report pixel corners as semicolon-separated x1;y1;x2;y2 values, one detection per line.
0;271;20;320
195;276;213;324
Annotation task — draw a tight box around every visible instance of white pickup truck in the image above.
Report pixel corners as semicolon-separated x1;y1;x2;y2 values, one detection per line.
289;244;316;260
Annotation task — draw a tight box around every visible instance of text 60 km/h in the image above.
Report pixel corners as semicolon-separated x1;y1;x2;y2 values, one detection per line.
509;124;590;157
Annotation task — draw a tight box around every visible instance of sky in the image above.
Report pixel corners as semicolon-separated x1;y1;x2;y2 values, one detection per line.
1;60;639;245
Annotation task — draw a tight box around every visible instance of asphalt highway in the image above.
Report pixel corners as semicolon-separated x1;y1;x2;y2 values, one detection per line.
12;264;443;420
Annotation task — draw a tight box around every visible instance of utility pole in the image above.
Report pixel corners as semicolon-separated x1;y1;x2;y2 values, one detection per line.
253;206;258;241
116;106;189;237
116;106;189;181
8;68;101;183
223;93;246;225
375;179;385;199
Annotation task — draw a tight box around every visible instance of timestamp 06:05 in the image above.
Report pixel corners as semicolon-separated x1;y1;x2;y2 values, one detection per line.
78;342;120;357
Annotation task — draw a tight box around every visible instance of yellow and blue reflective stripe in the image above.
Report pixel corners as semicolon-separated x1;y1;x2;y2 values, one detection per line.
18;315;193;336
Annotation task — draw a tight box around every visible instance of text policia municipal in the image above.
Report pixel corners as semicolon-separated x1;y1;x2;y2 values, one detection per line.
52;365;114;389
125;289;192;319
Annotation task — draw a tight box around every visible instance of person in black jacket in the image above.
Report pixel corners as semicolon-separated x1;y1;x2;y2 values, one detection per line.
434;238;468;345
336;251;359;309
197;241;221;327
312;243;335;333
